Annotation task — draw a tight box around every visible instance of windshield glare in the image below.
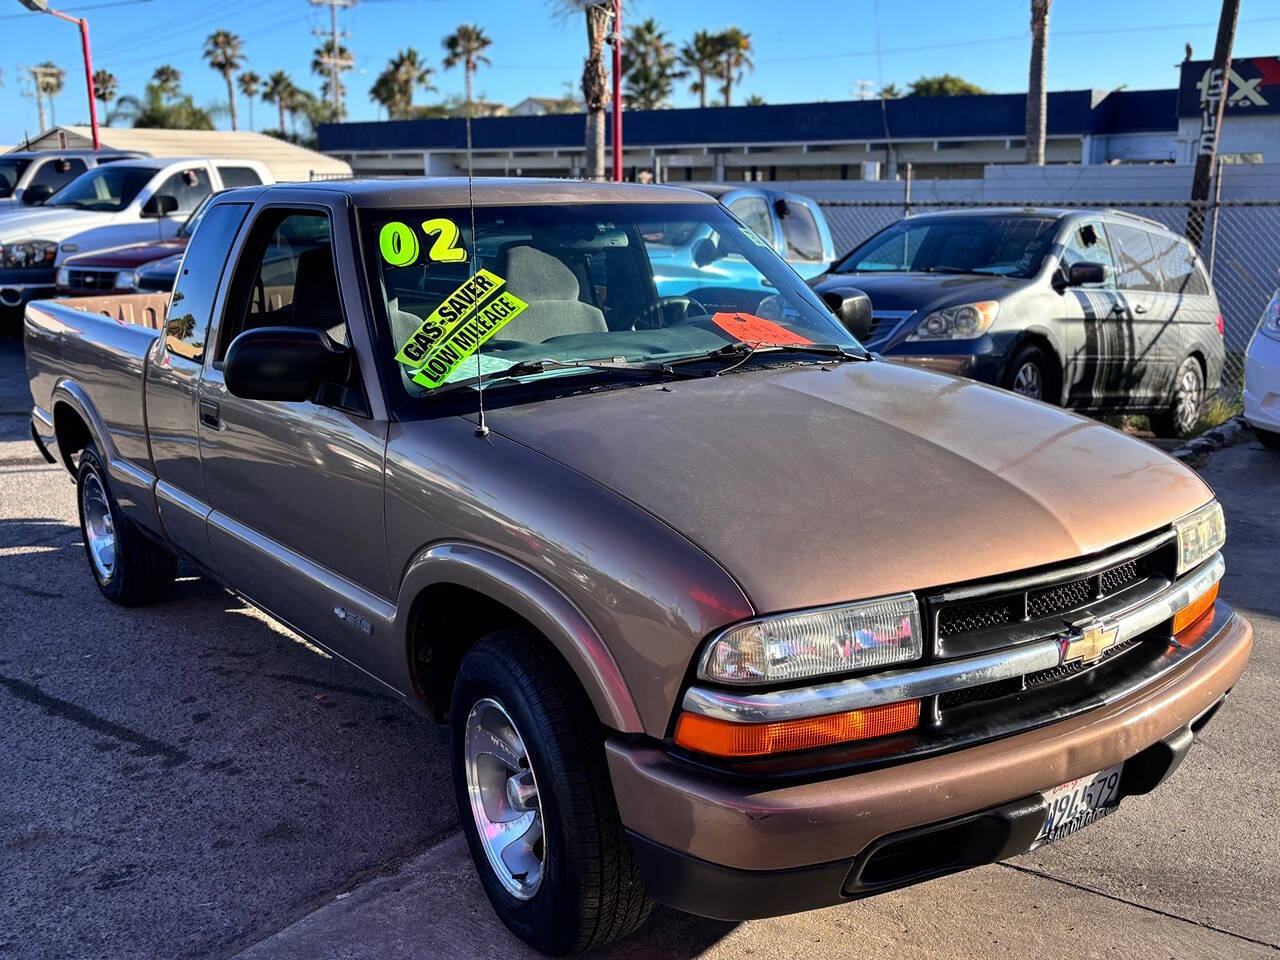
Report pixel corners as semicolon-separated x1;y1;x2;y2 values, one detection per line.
48;166;154;212
363;201;860;398
836;214;1060;279
0;159;32;199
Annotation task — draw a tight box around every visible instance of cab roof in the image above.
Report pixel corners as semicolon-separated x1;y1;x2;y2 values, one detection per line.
262;177;720;208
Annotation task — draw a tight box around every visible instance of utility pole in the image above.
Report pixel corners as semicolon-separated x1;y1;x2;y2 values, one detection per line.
1187;0;1240;249
309;0;354;120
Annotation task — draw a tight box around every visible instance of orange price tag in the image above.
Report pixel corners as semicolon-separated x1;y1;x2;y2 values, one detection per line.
710;312;813;346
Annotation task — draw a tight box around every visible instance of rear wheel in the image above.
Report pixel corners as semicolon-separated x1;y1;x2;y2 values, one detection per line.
76;444;177;606
1151;357;1204;439
1003;344;1052;403
1256;427;1280;450
450;630;652;955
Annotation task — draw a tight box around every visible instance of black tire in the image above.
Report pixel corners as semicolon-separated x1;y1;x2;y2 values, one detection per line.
1150;357;1205;439
1003;343;1054;403
450;630;652;955
75;444;177;606
1256;427;1280;450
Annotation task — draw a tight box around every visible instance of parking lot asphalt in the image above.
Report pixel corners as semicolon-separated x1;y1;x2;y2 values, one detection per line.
1;334;1277;960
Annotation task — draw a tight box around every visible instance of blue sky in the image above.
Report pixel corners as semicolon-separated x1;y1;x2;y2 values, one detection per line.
1;0;1278;143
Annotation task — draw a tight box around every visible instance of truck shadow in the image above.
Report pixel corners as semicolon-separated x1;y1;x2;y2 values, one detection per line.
0;515;733;959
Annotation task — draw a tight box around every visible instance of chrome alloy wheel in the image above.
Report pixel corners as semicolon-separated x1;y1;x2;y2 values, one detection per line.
1012;360;1043;399
80;471;116;581
463;697;546;899
1175;364;1203;433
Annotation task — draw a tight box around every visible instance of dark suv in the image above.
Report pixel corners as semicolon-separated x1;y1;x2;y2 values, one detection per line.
812;208;1225;437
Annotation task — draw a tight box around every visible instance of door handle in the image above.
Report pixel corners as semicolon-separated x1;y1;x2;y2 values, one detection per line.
199;399;221;429
1109;304;1125;316
1133;304;1148;315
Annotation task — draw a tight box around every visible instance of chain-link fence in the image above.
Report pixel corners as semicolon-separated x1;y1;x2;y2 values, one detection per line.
817;198;1279;395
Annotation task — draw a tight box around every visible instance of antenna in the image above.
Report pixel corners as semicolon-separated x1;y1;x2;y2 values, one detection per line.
466;103;488;438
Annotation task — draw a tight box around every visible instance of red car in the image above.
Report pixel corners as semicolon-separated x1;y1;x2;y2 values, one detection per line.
54;194;211;296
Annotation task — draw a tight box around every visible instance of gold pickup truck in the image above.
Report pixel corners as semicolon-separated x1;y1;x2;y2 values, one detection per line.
25;179;1251;955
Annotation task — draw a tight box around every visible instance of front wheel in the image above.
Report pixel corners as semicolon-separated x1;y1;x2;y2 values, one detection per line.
1003;344;1053;403
1150;357;1204;439
450;631;652;955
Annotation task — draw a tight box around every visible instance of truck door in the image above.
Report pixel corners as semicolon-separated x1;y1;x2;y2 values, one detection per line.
132;165;214;245
144;200;252;570
1056;218;1120;406
197;204;393;675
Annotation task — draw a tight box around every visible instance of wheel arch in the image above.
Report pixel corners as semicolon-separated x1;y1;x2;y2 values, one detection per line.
50;380;109;476
396;542;644;734
1005;328;1065;404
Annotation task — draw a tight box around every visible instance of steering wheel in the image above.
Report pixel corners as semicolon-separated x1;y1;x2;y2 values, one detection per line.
628;295;708;331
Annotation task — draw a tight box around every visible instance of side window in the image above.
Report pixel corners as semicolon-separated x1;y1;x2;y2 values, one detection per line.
153;167;213;215
728;196;774;247
1154;234;1209;296
217;210;344;361
1059;220;1115;288
781;203;824;262
217;165;263;188
29;157;87;191
1108;224;1162;293
162;203;250;362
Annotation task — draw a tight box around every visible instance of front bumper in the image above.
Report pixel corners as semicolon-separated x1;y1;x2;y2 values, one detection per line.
608;605;1252;920
881;333;1013;385
1244;332;1280;433
0;267;57;308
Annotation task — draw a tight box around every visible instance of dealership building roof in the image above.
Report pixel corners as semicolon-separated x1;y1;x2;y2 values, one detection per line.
319;57;1280;181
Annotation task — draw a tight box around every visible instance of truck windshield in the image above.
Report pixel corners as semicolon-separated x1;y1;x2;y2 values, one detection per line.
47;166;154;212
834;214;1060;279
0;158;32;198
361;201;861;397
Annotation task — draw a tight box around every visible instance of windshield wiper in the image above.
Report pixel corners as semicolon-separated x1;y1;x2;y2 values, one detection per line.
426;355;698;395
921;265;1000;275
669;340;869;371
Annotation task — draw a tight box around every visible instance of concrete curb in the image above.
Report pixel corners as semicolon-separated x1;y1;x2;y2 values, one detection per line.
1171;415;1250;461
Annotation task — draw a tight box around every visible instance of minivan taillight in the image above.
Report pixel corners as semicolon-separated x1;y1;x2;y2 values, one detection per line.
1217;314;1224;336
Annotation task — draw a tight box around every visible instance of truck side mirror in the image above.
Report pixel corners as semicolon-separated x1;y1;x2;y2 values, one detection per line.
692;236;720;267
142;194;179;218
1063;261;1106;287
224;327;350;403
21;183;55;206
821;287;874;341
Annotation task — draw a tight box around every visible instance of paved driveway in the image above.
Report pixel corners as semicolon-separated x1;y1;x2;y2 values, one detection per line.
1;337;1276;959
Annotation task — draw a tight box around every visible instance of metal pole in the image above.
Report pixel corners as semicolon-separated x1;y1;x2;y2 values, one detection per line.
612;0;622;182
1187;0;1240;249
904;162;912;217
45;7;100;148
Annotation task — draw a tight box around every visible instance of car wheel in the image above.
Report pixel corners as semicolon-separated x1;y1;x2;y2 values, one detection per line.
1150;357;1204;439
1256;427;1280;450
450;630;652;956
1004;344;1052;402
76;444;177;606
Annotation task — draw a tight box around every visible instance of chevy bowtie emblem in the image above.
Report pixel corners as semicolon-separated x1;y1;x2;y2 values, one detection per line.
1061;621;1120;664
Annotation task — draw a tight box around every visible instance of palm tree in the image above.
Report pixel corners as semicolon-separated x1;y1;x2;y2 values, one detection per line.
34;61;65;128
152;64;182;100
680;31;722;109
262;70;294;135
442;24;492;122
110;82;215;130
370;69;399;120
204;30;245;130
238;71;261;130
880;82;902;99
717;28;753;108
311;38;353;119
622;18;681;110
1025;0;1051;165
390;48;436;118
92;69;117;109
552;3;611;179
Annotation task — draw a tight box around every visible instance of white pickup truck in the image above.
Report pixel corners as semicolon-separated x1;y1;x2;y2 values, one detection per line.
0;148;141;212
0;156;271;312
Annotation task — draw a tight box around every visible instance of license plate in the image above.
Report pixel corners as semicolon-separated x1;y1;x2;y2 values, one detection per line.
1033;764;1123;847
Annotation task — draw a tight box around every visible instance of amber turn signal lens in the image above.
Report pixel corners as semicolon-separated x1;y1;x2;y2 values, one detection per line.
673;700;921;758
1173;582;1219;635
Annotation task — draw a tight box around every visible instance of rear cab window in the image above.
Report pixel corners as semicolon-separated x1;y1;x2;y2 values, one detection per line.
217;166;264;189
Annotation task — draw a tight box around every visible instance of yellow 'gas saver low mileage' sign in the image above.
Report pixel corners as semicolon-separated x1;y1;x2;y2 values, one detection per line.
394;268;528;389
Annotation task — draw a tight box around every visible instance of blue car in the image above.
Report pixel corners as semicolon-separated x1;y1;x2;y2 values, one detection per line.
645;185;835;315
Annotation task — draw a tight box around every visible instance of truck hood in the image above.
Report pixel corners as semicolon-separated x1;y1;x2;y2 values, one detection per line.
811;271;1024;315
0;207;115;243
485;360;1212;613
64;238;186;269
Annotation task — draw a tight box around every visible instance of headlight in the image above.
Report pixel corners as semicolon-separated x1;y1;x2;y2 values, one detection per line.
1175;500;1226;576
1258;290;1280;342
0;240;60;269
114;269;140;290
55;266;70;288
698;593;922;685
906;300;999;341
